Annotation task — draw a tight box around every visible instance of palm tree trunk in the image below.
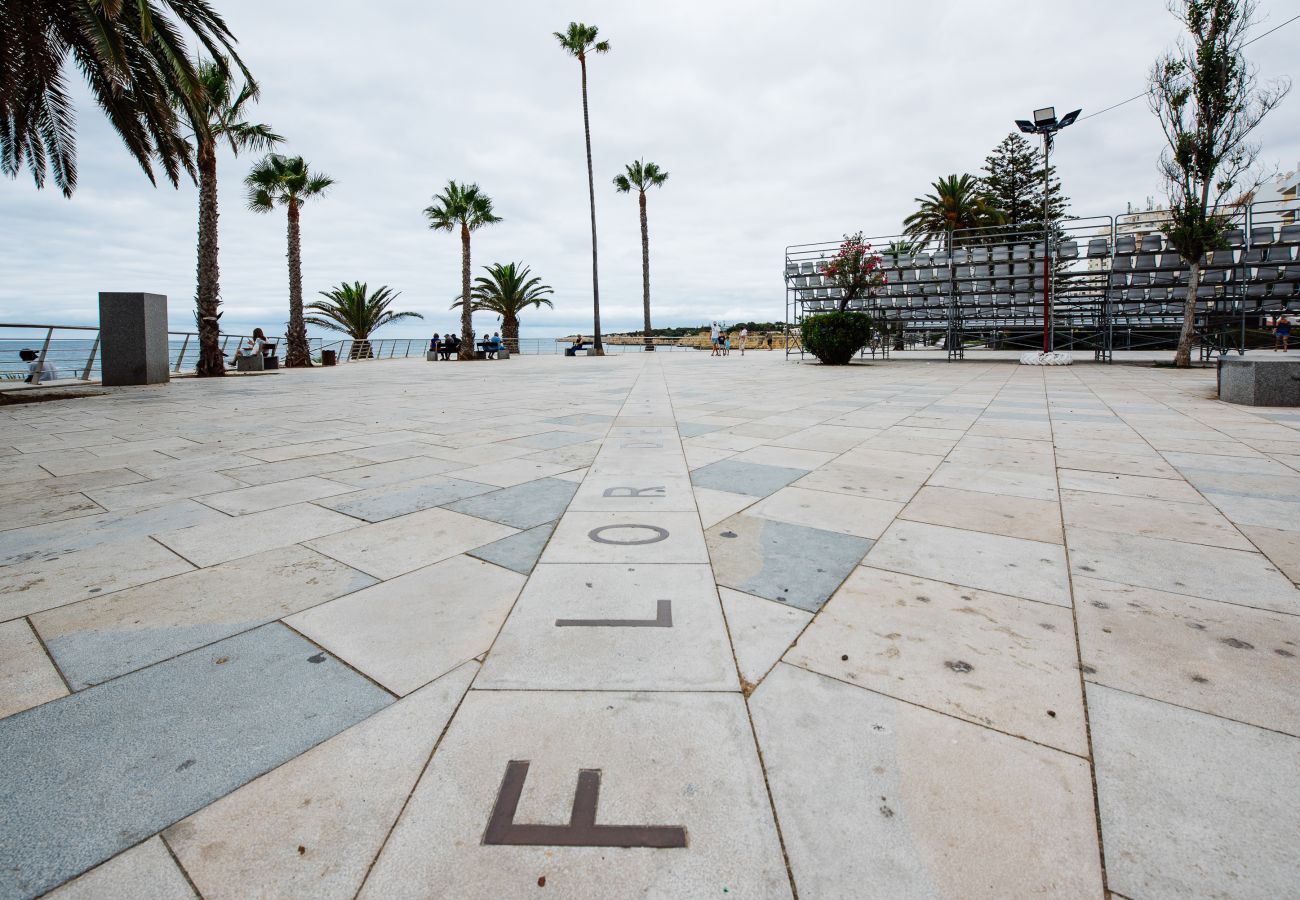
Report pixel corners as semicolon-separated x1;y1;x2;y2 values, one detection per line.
459;224;475;360
195;143;225;377
285;199;312;367
640;190;653;351
1173;258;1202;367
503;315;520;354
579;55;603;356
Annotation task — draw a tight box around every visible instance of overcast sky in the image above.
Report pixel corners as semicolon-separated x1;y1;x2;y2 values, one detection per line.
1;0;1296;339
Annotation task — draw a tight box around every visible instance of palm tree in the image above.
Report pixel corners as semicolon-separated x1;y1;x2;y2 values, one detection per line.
424;181;502;361
184;57;281;377
1;1;246;196
902;174;1002;248
613;159;669;350
245;154;335;368
307;282;423;359
452;262;554;354
554;22;610;356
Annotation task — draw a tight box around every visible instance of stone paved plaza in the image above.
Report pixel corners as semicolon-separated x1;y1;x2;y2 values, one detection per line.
1;351;1298;899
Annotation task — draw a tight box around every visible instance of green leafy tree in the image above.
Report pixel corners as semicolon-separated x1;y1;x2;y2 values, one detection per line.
424;181;502;361
613;159;669;349
979;134;1066;228
451;262;554;354
245;154;335;368
306;282;422;359
555;22;611;355
1150;0;1289;367
183;57;281;377
902;174;1002;248
822;232;886;311
1;0;246;196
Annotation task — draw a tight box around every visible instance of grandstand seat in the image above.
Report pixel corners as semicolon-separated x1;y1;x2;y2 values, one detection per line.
1255;265;1280;282
1087;238;1110;258
992;246;1010;263
1012;245;1030;262
799;262;816;275
970;247;990;264
913;253;932;267
1207;249;1236;268
1130;272;1151;288
1280;224;1300;245
1282;265;1300;283
1112;255;1134;273
1136;254;1159;271
1058;241;1079;260
1140;234;1164;253
1201;269;1229;285
1251;226;1275;245
1270;246;1296;264
1116;235;1137;255
1223;229;1245;248
1012;262;1032;276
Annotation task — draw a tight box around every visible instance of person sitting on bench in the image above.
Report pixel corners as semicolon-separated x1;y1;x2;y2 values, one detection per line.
19;348;60;383
565;334;586;357
441;333;460;360
430;333;441;356
234;328;269;362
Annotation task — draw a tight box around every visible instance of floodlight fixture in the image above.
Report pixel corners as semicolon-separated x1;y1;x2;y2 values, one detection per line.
1016;119;1037;134
1057;108;1082;129
1033;106;1057;126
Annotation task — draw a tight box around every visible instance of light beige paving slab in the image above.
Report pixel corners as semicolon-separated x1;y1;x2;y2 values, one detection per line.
793;462;930;503
786;567;1086;754
0;618;67;719
1089;683;1300;900
692;486;756;528
217;452;374;487
943;445;1056;473
154;503;361;567
747;486;901;540
448;459;573;487
1061;489;1252;550
288;555;523;695
858;427;964;456
750;663;1102;899
242;438;367;463
718;587;810;688
306;507;515;579
567;473;695;512
900;485;1063;543
326;455;464;488
359;690;790;899
39;447;178;478
682;443;736;470
770;424;877;453
1058;468;1205;503
165;663;477;899
729;445;838;471
1239;524;1300;582
478;564;736;691
81;471;245;511
833;446;945;475
0;489;105;532
1054;448;1180;480
1067;527;1300;614
924;461;1060;501
541;511;707;564
0;537;194;622
1075;576;1300;736
196;476;356;515
45;837;195;900
867;520;1071;606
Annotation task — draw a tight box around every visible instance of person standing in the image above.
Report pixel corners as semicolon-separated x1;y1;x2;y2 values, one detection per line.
739;326;748;355
723;331;731;356
710;321;720;357
1274;315;1291;352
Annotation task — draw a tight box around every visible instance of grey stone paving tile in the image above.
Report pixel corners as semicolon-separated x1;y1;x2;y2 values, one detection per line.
33;546;376;689
0;502;224;567
80;471;244;511
707;514;873;612
443;477;577;529
152;503;361;567
719;587;811;687
467;521;556;574
217;452;375;487
676;421;723;437
0;619;67;720
0;623;392;900
195;475;357;515
44;838;196;900
751;663;1103;898
315;475;495;522
1089;683;1300;900
544;413;614;426
504;430;596;450
165;663;477;900
691;459;807;498
325;455;464;487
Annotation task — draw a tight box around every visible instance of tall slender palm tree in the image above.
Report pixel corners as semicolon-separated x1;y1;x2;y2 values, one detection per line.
1;0;247;196
306;282;422;359
245;154;334;368
902;174;1002;248
184;57;281;377
554;22;610;356
424;181;502;361
452;262;554;353
613;159;669;350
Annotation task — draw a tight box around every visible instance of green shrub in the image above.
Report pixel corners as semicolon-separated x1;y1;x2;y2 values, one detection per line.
801;311;873;365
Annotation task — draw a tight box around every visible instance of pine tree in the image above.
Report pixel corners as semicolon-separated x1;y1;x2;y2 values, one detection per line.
980;133;1070;235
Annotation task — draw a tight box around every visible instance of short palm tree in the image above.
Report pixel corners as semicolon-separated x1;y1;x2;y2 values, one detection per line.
1;1;245;196
307;282;422;359
424;181;502;361
452;262;554;353
555;22;610;356
184;57;281;377
613;159;669;350
245;154;335;367
903;174;1002;248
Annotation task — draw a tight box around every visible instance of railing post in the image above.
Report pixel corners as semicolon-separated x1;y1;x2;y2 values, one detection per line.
82;332;101;380
36;327;53;382
173;333;190;373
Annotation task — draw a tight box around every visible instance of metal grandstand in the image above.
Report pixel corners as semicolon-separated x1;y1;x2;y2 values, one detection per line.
784;199;1300;362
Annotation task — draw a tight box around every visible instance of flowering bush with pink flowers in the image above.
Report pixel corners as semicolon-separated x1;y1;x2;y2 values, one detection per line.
822;231;886;311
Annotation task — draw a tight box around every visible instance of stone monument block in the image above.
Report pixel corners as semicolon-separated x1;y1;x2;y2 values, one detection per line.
1218;356;1300;406
98;292;170;386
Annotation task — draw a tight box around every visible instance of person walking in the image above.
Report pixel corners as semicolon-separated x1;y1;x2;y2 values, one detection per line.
739;326;748;355
710;321;720;357
1274;315;1291;352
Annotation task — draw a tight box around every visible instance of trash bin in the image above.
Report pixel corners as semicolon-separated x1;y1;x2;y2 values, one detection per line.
321;349;337;366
